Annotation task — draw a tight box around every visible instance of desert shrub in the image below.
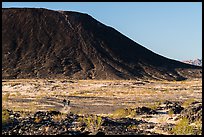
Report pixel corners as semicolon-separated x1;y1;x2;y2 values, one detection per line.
36;94;43;100
48;107;58;112
29;102;37;112
77;117;84;123
168;109;174;118
147;102;161;110
158;117;167;124
112;108;136;118
171;118;194;135
34;117;42;123
2;109;12;126
182;98;195;107
192;120;202;135
52;114;66;123
2;93;10;102
82;115;103;132
16;92;22;97
127;124;137;130
127;108;137;118
112;108;129;118
161;89;168;92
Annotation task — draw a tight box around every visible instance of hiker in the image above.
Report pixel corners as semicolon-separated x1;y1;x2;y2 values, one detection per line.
63;99;70;106
63;99;67;107
67;100;70;106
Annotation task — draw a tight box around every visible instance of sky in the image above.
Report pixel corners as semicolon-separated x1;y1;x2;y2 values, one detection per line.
2;2;202;61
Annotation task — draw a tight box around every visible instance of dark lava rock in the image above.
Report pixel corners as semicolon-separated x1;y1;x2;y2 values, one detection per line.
163;101;184;114
95;131;105;135
48;110;61;116
2;8;201;80
2;110;164;135
179;102;202;123
135;107;158;115
163;100;173;106
167;104;184;114
34;111;61;117
101;117;159;135
2;110;77;135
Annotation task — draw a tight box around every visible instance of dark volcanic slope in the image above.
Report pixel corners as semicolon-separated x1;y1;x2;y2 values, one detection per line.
2;8;202;80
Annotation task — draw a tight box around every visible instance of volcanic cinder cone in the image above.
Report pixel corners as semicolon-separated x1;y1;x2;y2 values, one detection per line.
2;8;202;80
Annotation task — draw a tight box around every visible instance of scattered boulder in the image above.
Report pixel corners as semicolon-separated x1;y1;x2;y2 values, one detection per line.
163;100;184;114
167;104;184;114
5;106;195;135
135;107;158;115
179;102;202;123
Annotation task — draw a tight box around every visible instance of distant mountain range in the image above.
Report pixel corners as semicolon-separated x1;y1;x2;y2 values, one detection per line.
182;59;202;67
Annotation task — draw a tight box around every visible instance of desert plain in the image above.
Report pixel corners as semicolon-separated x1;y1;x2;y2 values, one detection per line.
2;78;202;135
